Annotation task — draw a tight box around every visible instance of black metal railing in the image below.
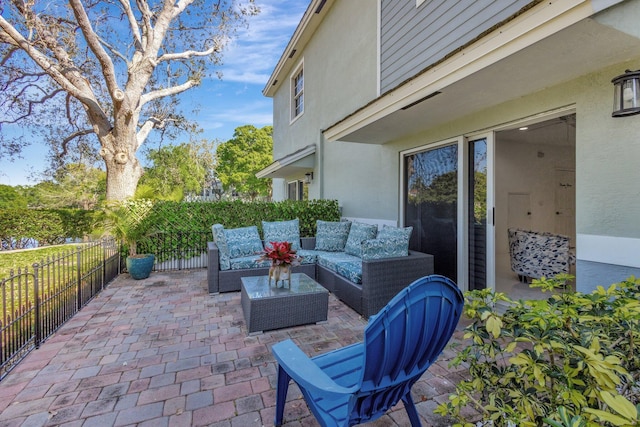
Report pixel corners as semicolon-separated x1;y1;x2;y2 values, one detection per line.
0;238;119;381
140;231;210;271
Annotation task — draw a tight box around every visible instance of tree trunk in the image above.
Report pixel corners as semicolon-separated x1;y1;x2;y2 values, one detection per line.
105;158;142;201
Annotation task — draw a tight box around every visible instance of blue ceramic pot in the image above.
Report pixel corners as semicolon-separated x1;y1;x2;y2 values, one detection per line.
126;254;155;280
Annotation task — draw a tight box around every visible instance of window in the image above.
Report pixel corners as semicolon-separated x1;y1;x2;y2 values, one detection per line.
287;180;308;201
291;64;304;121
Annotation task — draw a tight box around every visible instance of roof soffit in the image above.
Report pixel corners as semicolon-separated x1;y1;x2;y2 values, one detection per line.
323;0;606;143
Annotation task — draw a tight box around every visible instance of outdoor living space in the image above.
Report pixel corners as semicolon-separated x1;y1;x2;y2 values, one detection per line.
0;270;470;427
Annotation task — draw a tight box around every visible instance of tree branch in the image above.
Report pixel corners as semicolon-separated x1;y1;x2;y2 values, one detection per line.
68;0;122;101
60;129;95;157
157;45;218;63
117;0;142;50
139;79;197;107
1;87;65;125
0;16;80;97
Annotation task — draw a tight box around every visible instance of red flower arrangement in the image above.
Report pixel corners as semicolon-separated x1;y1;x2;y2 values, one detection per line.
258;241;302;266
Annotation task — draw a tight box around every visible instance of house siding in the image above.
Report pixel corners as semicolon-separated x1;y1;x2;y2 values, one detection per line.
270;0;379;202
380;0;533;93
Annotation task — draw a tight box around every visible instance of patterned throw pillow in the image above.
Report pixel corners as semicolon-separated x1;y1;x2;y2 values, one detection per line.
377;224;413;242
211;224;231;271
344;222;378;257
262;219;301;250
314;220;352;252
373;225;413;258
224;226;264;259
361;237;409;261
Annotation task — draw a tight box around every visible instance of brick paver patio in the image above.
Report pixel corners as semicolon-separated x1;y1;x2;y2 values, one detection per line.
0;270;471;426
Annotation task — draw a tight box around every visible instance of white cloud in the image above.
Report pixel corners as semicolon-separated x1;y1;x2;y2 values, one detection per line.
215;0;309;86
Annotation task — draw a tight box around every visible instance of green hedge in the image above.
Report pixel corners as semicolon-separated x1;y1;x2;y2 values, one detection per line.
1;200;341;253
0;209;96;249
138;199;341;237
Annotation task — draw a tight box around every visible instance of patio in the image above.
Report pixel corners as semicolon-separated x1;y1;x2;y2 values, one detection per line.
0;270;471;426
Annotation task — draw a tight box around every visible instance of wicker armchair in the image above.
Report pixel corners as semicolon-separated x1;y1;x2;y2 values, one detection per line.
508;228;575;282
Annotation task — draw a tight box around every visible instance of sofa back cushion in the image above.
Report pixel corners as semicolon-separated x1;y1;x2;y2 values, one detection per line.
212;224;231;271
225;226;264;258
314;220;352;252
262;219;301;251
361;237;409;260
344;222;378;257
377;224;413;242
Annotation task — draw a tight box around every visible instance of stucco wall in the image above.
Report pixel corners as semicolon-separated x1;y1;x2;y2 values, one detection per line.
332;57;640;291
270;1;379;198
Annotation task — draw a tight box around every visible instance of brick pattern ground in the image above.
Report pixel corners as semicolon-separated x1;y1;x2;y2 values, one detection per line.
0;270;473;427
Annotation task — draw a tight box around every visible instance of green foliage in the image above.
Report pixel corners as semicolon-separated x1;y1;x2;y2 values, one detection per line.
138;140;217;201
0;209;96;250
101;200;155;256
435;275;640;426
0;184;27;209
138;199;341;236
215;125;273;200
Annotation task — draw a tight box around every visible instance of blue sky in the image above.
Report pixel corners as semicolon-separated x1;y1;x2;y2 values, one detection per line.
0;0;308;186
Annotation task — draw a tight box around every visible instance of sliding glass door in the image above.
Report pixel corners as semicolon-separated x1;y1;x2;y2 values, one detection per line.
404;144;458;282
469;138;488;290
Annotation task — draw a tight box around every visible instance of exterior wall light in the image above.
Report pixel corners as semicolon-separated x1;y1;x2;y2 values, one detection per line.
612;69;640;117
304;172;313;184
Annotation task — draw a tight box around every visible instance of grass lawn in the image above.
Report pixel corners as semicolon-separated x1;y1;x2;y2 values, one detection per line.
0;244;83;281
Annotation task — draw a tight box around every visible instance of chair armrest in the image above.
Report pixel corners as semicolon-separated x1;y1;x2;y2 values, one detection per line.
272;339;356;398
207;241;220;293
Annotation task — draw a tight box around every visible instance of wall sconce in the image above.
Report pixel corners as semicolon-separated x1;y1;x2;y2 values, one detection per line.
612;69;640;117
304;172;313;184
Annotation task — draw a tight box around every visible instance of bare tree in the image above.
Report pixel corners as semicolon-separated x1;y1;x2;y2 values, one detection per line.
0;0;258;200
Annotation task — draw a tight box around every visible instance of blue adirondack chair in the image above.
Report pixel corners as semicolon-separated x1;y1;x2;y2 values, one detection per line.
272;274;464;426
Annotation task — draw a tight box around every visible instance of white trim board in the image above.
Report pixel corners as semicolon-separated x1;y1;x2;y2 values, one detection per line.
577;234;640;269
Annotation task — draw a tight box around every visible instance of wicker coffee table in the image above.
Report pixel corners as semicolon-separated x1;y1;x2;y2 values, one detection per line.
240;273;329;334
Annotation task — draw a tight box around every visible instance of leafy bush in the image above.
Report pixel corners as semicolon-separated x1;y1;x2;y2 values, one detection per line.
97;199;342;262
136;199;341;236
0;209;96;250
436;275;640;427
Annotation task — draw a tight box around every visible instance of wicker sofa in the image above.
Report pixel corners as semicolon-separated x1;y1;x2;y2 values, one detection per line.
207;220;434;318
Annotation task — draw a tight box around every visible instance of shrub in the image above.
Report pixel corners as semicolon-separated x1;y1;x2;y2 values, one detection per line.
436;275;640;427
0;209;96;249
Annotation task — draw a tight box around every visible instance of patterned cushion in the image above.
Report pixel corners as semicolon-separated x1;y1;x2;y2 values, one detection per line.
508;228;575;279
335;261;363;284
315;220;352;252
230;256;272;270
361;238;409;261
262;219;301;251
224;226;264;258
296;249;319;264
344;222;378;257
377;224;413;242
376;225;412;255
211;224;231;271
316;251;361;273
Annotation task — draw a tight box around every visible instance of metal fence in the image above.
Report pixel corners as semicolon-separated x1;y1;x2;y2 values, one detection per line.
0;238;120;381
141;231;210;271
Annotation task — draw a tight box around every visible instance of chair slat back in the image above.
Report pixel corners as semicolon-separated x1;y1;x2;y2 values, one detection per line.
361;275;463;391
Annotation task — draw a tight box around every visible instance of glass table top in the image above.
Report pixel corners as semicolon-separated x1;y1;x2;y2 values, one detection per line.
241;273;328;299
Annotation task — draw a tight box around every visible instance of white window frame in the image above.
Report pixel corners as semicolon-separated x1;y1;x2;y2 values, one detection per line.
416;0;427;7
290;60;304;123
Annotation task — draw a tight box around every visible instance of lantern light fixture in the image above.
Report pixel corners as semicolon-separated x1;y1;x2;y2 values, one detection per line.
304;172;313;184
612;69;640;117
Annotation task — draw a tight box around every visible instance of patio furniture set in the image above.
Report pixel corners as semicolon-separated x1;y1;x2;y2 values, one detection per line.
207;219;434;325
